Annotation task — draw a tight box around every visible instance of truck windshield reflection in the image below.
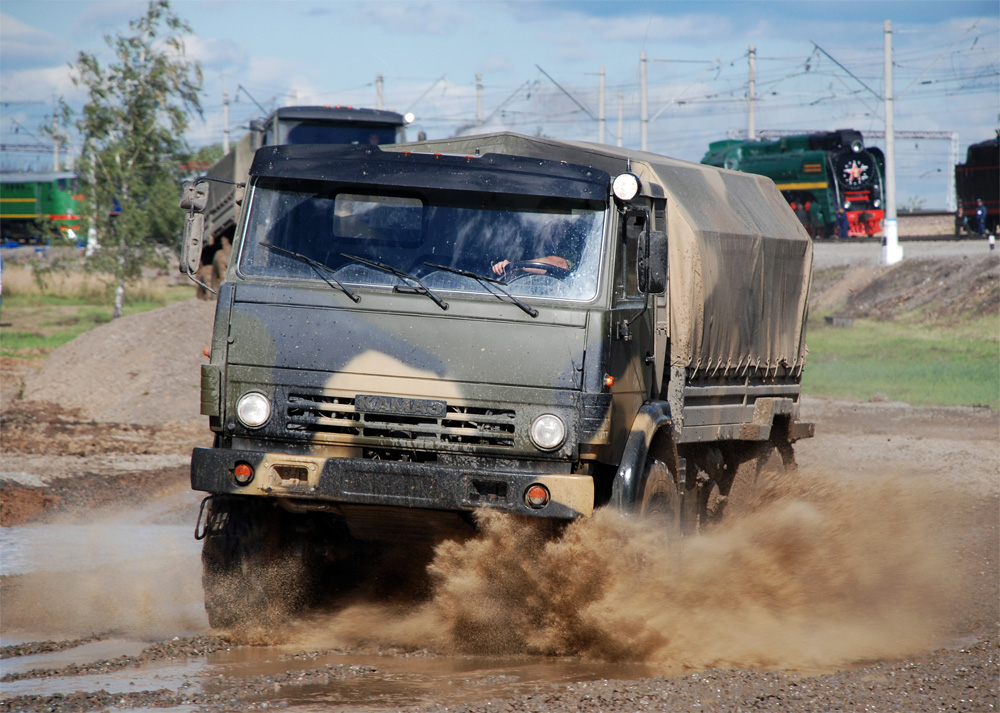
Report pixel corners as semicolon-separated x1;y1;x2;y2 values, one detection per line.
239;182;606;302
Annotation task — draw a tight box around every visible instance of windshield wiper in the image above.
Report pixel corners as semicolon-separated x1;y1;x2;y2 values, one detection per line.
423;262;538;318
340;253;448;311
260;242;360;303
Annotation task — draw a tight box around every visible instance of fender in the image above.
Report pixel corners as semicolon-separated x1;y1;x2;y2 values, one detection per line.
610;400;676;512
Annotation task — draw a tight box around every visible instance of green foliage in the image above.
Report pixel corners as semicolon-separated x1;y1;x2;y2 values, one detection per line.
804;315;1000;408
187;143;225;169
0;290;196;359
59;0;202;318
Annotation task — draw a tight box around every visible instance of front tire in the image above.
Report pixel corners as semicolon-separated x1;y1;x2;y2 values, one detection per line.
639;458;681;531
201;496;310;633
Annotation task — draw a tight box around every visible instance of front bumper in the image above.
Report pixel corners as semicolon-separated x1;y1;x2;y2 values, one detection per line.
190;446;594;519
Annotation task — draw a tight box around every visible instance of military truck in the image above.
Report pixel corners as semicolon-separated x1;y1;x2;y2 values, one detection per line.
180;132;814;629
189;105;410;295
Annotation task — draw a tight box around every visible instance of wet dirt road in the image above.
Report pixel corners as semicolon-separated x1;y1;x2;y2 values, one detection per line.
1;394;997;713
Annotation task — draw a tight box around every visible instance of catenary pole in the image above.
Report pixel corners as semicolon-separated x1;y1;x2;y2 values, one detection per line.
748;45;756;141
882;19;903;265
617;91;624;148
476;73;483;127
222;89;230;155
598;66;606;144
640;50;648;151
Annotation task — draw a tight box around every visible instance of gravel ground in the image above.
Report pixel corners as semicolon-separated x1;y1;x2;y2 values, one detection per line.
811;237;996;270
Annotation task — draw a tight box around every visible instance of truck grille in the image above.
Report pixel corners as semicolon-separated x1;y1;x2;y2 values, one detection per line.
285;393;516;448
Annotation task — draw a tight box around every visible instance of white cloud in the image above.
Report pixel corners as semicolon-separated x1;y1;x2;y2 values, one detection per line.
0;13;70;70
72;1;147;36
0;64;81;103
181;33;248;74
348;1;473;37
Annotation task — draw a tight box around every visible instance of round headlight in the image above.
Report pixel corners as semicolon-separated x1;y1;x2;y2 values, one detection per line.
236;392;271;428
530;414;566;451
612;172;641;202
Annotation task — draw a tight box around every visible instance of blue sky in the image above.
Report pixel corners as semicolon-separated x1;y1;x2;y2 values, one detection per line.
2;0;997;209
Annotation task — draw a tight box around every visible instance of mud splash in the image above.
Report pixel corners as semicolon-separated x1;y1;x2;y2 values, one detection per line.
0;491;207;640
291;469;962;672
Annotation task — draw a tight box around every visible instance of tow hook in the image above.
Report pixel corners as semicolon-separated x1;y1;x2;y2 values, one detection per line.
194;495;222;541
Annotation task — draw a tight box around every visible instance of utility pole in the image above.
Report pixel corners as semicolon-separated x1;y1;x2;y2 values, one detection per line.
947;132;959;212
640;50;648;151
882;20;903;265
376;73;384;110
222;88;230;155
617;90;624;147
52;107;59;171
747;45;756;141
598;66;606;144
476;73;483;127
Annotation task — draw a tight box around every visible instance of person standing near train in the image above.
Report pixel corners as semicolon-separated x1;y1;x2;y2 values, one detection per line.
974;198;988;237
835;207;850;240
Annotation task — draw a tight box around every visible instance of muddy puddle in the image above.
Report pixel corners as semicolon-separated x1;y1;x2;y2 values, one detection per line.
0;499;660;711
0;468;975;712
2;639;654;710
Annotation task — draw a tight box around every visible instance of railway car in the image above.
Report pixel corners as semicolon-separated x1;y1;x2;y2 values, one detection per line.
701;129;885;238
0;171;83;243
955;135;999;236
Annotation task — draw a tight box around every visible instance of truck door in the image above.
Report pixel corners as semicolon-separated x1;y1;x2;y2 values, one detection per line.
606;205;657;457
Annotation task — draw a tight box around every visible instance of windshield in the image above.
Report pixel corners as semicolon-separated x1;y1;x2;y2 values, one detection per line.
238;179;606;302
279;121;399;146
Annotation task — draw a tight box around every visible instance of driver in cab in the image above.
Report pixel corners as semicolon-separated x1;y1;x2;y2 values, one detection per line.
490;216;575;279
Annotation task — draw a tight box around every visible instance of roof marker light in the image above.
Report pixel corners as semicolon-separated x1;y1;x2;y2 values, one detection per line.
612;172;641;202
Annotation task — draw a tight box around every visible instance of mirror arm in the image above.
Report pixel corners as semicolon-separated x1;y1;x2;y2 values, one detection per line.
183;261;218;295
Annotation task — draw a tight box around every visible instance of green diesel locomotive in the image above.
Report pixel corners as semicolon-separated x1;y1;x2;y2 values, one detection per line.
0;171;83;243
701;129;885;238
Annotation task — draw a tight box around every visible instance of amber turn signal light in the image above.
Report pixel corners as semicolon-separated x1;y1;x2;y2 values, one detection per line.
525;484;550;509
233;462;255;486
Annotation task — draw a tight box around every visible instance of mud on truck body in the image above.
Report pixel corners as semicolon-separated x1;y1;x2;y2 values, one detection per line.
180;132;814;629
189;105;409;297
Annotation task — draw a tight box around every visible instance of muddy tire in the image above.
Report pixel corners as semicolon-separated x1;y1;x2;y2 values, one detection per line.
639;459;681;531
201;496;309;633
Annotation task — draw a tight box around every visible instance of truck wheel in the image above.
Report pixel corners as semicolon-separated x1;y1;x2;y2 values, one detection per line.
639;458;680;530
201;496;308;633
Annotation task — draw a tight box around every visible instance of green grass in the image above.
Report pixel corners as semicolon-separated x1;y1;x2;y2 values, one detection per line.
0;288;197;359
803;315;1000;408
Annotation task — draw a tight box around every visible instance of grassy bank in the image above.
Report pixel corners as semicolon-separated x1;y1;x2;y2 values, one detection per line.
803;314;1000;409
1;264;196;360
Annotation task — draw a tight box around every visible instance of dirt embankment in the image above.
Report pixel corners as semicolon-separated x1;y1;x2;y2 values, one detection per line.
17;298;217;425
809;247;999;320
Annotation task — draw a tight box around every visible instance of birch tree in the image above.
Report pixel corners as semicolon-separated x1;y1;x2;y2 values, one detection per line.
71;0;202;317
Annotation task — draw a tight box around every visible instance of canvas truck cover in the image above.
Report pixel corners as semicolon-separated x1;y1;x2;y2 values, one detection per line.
387;133;812;378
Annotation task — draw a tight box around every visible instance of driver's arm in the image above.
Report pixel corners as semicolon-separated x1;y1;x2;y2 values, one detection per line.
491;255;569;276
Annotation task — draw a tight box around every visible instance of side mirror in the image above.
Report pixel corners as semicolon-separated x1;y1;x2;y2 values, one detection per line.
179;181;208;275
638;229;667;294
